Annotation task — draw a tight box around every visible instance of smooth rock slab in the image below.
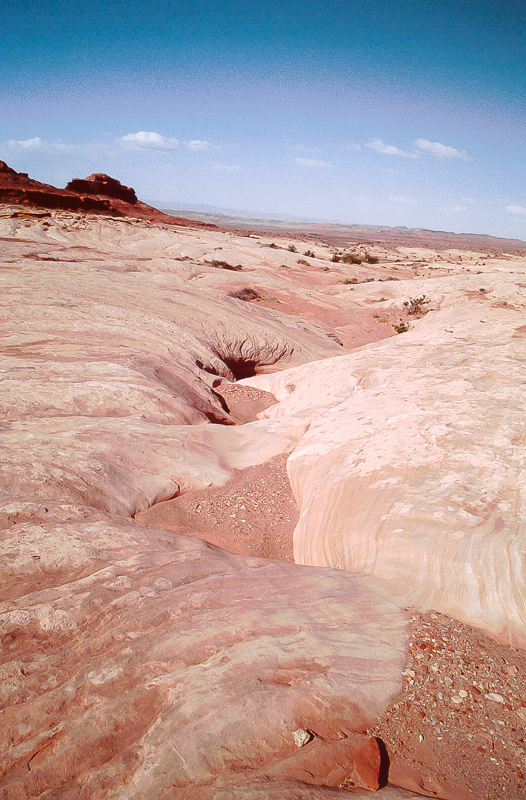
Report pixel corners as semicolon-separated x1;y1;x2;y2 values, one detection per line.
246;272;526;645
0;514;406;799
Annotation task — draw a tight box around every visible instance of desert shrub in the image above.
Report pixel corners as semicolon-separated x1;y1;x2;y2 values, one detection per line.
208;259;243;271
341;253;362;265
303;249;316;258
403;295;430;315
331;254;341;262
341;277;358;284
364;253;379;264
228;287;262;302
268;242;279;249
297;258;310;266
287;244;297;253
393;319;410;333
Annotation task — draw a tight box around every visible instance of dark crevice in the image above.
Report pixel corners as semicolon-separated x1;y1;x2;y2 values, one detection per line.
221;357;259;380
210;388;232;416
375;736;390;789
196;359;220;377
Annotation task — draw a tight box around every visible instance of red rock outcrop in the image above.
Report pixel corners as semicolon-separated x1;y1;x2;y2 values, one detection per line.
0;161;114;213
66;173;138;204
3;182;526;797
0;161;215;227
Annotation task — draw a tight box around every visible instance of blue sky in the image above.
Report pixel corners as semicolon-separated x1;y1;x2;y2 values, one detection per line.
1;0;525;238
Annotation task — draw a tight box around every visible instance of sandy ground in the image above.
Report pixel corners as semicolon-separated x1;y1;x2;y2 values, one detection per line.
138;385;297;561
139;382;526;800
137;452;297;561
372;611;526;799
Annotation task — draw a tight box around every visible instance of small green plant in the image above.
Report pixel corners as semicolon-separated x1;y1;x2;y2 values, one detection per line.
287;244;297;253
393;319;410;333
303;249;316;258
403;295;430;315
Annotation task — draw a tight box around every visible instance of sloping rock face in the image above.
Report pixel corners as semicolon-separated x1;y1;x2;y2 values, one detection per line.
6;203;526;795
0;214;345;516
0;508;407;799
0;211;412;797
246;271;526;647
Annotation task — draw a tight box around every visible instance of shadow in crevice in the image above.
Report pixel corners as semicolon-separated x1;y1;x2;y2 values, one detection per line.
375;736;390;789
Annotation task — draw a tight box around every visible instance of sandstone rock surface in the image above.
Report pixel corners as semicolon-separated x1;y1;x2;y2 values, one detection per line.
0;508;406;798
3;197;526;796
0;208;417;798
246;270;526;646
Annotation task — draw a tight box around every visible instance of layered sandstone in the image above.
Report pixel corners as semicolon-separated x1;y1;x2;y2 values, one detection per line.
0;506;408;798
2;193;526;797
0;207;415;797
246;271;526;646
0;161;214;225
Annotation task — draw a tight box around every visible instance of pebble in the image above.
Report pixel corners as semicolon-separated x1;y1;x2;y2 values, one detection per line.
485;693;505;704
293;728;313;748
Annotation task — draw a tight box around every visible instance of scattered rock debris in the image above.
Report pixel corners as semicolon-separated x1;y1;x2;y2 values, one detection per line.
372;610;526;799
137;453;297;561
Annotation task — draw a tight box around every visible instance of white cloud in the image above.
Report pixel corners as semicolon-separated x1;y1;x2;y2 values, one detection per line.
7;137;43;150
185;140;219;151
211;164;242;173
366;138;419;159
415;138;471;161
505;204;526;216
118;131;179;149
294;157;333;169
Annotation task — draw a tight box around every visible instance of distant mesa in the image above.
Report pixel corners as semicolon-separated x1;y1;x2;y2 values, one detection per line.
65;173;138;205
